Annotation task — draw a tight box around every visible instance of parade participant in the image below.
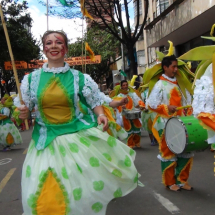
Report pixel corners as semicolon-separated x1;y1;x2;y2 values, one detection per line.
17;30;140;215
179;24;215;152
141;88;157;146
147;54;194;192
99;92;128;140
0;94;22;151
111;80;145;148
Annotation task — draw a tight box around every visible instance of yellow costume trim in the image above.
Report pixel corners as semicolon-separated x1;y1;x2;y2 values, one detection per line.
198;112;215;122
177;157;193;184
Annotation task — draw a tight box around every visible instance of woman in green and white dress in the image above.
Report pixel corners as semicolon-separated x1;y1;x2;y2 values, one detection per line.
17;30;140;215
0;95;22;151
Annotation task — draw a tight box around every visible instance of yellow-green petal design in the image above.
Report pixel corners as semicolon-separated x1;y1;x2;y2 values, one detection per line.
179;46;215;61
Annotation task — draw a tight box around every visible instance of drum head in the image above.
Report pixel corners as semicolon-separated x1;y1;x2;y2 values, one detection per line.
165;118;186;154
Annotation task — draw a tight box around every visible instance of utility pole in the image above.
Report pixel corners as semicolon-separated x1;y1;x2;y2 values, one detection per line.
47;0;49;30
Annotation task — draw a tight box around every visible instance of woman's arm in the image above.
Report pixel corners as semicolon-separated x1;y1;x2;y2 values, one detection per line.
93;106;108;131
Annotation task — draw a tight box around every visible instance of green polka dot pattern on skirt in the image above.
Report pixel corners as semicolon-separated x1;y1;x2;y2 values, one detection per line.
61;167;69;179
26;165;31;178
88;135;99;142
22;127;139;215
59;145;66;157
107;136;117;147
69;143;79;153
89;157;100;167
102;153;112;162
112;169;122;178
92;202;103;213
80;137;91;147
93;180;104;191
113;188;122;198
129;149;135;156
73;188;82;201
48;144;55;155
124;155;131;167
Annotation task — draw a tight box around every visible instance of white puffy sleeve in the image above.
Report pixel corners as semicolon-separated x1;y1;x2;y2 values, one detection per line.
13;74;34;111
192;76;215;117
147;81;163;109
130;92;141;107
82;74;104;109
99;92;112;104
2;107;10;117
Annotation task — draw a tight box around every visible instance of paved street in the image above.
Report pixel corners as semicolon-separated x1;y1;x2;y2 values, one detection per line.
0;128;214;215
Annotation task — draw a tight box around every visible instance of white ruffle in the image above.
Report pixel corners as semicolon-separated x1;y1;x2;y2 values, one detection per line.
99;92;112;104
130;92;141;107
192;75;215;117
82;74;104;109
157;154;176;162
42;62;70;73
162;74;176;82
1;107;10;117
147;81;163;109
20;74;34;110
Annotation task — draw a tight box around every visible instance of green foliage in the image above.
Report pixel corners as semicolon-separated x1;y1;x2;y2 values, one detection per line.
68;26;121;83
0;0;41;94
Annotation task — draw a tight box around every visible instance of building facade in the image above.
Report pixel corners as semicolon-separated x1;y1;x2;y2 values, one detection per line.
135;0;215;71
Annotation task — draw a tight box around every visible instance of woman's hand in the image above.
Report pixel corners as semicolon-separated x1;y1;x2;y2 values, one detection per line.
18;105;29;120
97;115;109;132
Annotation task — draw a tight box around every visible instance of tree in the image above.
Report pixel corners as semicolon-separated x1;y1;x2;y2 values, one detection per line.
68;25;121;84
39;0;149;78
0;0;41;95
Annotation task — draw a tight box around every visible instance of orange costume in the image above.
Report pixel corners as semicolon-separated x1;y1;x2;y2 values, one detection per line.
147;74;193;187
114;90;145;148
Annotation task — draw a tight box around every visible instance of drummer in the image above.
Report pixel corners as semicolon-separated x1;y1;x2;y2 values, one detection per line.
147;55;194;191
113;80;145;148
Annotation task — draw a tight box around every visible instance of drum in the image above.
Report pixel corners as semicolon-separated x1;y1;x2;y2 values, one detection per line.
165;116;209;154
122;108;141;120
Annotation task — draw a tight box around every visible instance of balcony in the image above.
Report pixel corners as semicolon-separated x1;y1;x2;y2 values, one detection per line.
145;0;215;48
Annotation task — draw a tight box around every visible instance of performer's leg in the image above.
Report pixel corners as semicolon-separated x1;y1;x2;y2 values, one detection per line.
133;133;141;147
127;133;135;148
161;160;177;187
130;119;141;148
176;157;193;190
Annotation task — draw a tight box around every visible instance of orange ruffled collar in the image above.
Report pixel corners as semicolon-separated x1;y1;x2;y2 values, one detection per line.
160;75;177;84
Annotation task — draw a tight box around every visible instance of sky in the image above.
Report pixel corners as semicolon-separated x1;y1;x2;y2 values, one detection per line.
23;0;134;44
25;0;85;43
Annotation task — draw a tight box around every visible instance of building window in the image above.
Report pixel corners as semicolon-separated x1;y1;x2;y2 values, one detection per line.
137;50;145;67
134;0;142;17
137;25;144;40
156;0;169;16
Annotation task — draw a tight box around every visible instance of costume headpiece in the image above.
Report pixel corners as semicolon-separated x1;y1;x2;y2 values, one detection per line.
141;41;194;98
179;24;215;100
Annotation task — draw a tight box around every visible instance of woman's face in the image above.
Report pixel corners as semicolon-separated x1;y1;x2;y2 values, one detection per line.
43;33;68;61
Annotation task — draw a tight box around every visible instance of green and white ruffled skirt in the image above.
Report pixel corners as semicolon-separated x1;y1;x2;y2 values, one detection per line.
0;119;22;148
22;127;139;215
